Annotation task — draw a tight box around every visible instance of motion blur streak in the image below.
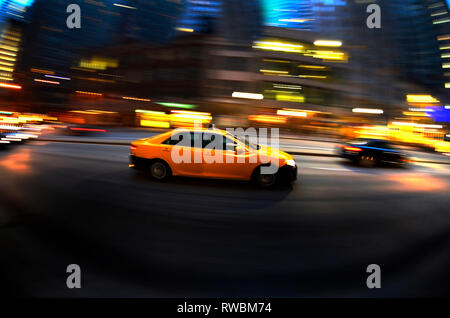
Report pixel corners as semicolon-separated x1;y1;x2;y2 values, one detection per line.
385;174;448;192
0;82;21;89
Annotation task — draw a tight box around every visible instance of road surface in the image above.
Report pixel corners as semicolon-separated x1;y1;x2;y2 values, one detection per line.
0;141;449;297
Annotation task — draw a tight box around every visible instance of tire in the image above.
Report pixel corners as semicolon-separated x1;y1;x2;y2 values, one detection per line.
253;167;278;188
358;155;377;168
149;160;171;181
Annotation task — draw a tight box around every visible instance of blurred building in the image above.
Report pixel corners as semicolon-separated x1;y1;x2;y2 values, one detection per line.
177;0;222;34
0;0;35;78
385;1;444;91
261;0;315;30
8;0;184;110
0;0;34;26
177;0;348;36
426;0;450;94
313;0;448;103
0;20;21;82
260;0;348;31
312;0;347;33
252;27;354;113
119;0;185;44
20;0;184;73
2;0;447;121
173;0;445;108
0;0;34;106
22;0;121;73
73;27;405;122
219;0;263;44
177;0;262;44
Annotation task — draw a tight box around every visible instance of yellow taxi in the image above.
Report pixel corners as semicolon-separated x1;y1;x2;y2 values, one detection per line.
129;128;297;187
433;139;450;155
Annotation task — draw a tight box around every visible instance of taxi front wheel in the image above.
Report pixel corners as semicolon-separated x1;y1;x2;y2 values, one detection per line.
149;160;171;181
253;167;278;188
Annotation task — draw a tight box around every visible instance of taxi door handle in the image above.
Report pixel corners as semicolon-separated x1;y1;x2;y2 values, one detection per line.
162;147;170;152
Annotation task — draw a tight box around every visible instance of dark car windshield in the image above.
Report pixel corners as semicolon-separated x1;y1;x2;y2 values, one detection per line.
348;139;370;146
348;139;399;150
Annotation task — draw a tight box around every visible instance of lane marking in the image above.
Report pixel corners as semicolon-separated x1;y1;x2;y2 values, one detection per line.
311;167;348;171
289;146;333;151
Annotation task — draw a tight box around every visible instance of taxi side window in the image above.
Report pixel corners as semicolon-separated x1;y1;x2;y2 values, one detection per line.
163;132;189;146
203;133;225;150
202;133;237;151
163;132;236;150
191;132;203;148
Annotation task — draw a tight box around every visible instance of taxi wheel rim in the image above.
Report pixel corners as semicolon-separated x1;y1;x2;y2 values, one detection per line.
151;162;166;179
258;174;276;186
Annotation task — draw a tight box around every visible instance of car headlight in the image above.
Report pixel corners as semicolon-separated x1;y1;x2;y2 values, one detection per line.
285;159;296;167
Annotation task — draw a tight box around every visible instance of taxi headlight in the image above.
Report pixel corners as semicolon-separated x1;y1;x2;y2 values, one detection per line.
285;159;296;167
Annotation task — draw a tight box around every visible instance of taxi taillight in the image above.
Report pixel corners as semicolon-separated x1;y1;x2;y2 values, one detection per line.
130;144;137;151
344;146;362;152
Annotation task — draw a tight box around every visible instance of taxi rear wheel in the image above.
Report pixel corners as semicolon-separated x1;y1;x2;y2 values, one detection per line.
149;160;171;181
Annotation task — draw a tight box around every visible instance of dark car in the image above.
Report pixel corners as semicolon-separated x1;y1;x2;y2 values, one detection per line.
337;139;408;167
0;132;10;148
0;131;24;145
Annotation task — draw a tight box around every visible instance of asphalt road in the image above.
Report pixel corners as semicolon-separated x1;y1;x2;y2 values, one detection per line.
0;141;449;297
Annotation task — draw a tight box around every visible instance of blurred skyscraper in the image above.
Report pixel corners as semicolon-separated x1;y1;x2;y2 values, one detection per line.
13;0;184;90
177;0;222;33
260;0;347;31
119;0;185;43
311;0;347;34
0;0;34;84
307;0;447;102
386;1;443;90
220;0;263;44
20;0;184;73
22;0;120;70
0;0;34;24
261;0;315;30
427;0;450;92
176;0;262;43
178;0;346;35
7;0;183;109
